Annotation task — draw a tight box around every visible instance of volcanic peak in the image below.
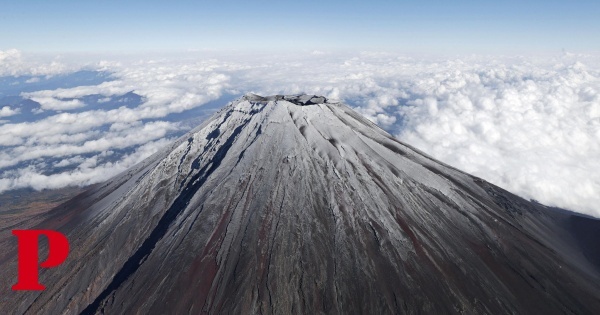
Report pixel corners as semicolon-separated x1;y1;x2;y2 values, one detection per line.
242;93;330;106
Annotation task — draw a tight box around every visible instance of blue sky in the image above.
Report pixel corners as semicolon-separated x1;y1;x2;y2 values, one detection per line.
1;0;600;53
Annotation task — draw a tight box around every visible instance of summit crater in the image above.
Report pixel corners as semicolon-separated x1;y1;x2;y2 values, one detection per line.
242;93;330;106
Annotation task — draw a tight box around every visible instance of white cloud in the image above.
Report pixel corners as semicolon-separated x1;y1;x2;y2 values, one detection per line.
0;138;172;192
30;97;86;110
54;156;85;168
0;121;179;169
373;58;600;218
25;77;40;83
0;49;23;76
0;106;20;117
0;49;75;76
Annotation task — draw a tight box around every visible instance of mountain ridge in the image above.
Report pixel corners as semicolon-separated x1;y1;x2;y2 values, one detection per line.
0;94;598;314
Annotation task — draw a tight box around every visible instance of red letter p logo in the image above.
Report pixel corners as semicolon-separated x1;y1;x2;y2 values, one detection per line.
12;230;69;291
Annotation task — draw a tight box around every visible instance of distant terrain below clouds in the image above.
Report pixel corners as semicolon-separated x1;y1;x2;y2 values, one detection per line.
0;49;598;218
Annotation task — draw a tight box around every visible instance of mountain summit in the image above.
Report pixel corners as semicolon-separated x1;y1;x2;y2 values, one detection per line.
1;94;599;314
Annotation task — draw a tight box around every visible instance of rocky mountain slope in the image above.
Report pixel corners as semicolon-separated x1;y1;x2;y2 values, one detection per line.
1;94;599;314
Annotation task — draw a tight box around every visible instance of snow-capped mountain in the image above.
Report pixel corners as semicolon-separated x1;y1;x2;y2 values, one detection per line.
1;94;599;314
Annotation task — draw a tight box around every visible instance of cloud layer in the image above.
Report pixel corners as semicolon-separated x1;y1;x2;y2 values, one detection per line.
1;50;599;217
0;49;74;76
0;106;19;117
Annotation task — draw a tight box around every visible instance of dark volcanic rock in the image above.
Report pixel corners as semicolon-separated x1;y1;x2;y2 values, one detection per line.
1;94;599;314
